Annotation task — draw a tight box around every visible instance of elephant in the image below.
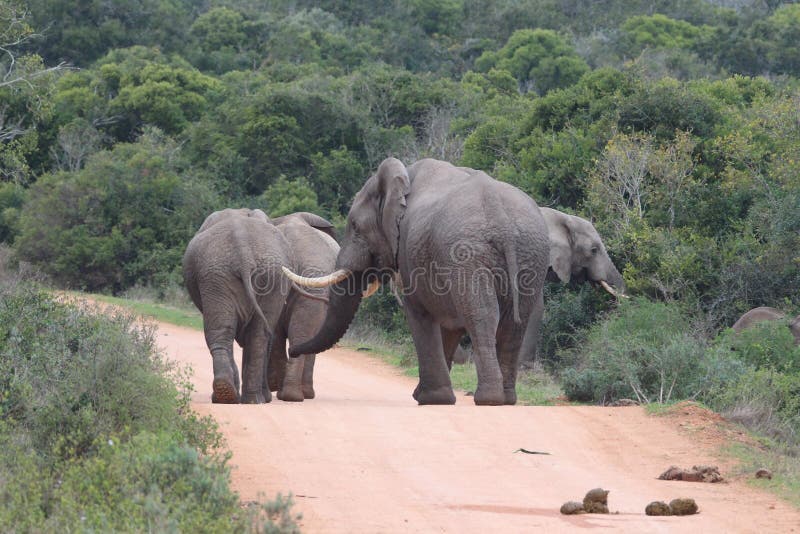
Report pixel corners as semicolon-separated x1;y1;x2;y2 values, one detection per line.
731;307;800;344
519;207;626;364
283;157;549;406
265;211;340;402
183;208;291;404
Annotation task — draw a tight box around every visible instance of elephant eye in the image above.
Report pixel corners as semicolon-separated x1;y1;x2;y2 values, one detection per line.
590;246;599;255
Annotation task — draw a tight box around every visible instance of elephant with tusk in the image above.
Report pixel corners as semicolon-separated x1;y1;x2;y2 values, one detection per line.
283;157;549;406
519;207;626;365
265;212;342;402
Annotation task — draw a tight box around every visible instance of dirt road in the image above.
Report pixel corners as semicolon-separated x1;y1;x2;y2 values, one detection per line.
156;321;799;533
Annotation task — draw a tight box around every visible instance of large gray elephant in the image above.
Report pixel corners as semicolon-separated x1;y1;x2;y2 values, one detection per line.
732;307;800;344
519;207;626;363
183;208;291;404
265;212;340;402
284;158;549;406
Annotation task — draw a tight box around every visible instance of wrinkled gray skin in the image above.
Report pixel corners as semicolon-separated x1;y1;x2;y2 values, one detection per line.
267;212;339;402
732;306;800;344
289;158;549;406
183;208;291;404
519;207;626;364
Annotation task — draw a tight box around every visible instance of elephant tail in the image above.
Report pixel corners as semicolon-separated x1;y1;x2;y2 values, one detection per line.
244;267;271;334
504;240;521;324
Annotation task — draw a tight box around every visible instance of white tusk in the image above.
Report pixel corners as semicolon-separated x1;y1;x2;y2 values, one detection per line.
599;280;629;299
390;272;404;306
281;267;351;288
362;279;381;298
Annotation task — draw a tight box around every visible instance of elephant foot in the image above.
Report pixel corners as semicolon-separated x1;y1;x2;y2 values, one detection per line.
302;385;315;399
414;385;456;405
267;370;282;392
504;387;518;405
241;391;269;404
212;378;240;404
473;384;505;406
277;385;304;402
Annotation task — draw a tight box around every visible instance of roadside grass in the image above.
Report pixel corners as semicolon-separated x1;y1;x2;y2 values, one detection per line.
65;290;203;330
724;442;800;508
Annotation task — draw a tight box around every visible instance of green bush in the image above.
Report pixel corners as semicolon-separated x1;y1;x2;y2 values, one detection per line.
718;321;800;375
709;368;800;446
537;283;610;368
560;298;709;404
0;283;299;532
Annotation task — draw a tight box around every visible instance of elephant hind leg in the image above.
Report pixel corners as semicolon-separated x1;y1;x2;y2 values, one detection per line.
241;323;271;404
267;327;287;393
496;304;534;406
441;327;465;372
461;286;504;406
203;306;240;404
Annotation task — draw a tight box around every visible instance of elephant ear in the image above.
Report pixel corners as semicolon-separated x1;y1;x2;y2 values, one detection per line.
376;157;410;267
270;212;338;240
544;209;573;283
294;212;338;241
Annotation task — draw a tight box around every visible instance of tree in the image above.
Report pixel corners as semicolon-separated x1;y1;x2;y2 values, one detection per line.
261;176;321;217
15;128;219;291
0;0;68;183
475;29;589;94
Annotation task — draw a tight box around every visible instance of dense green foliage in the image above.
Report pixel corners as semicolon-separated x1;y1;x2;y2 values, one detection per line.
0;282;299;531
3;0;800;449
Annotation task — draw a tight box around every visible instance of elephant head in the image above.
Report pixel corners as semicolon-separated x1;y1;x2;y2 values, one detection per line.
283;158;410;356
540;207;625;297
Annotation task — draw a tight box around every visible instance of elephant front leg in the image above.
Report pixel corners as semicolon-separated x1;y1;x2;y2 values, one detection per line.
405;307;455;405
278;355;306;402
301;353;316;399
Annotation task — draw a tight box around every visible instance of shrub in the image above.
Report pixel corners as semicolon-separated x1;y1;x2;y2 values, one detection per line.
0;283;299;532
709;368;800;446
537;283;610;368
718;321;800;375
560;298;709;404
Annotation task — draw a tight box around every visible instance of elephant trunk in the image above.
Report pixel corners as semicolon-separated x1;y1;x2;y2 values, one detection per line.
288;273;365;357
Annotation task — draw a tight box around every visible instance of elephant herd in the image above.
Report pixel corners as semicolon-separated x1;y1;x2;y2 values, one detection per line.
181;157;630;406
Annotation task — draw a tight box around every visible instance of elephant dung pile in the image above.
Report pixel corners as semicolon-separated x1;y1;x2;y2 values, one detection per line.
645;498;699;516
560;487;610;515
658;465;723;483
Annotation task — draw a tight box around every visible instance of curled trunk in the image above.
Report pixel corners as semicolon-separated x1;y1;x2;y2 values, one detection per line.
288;273;365;357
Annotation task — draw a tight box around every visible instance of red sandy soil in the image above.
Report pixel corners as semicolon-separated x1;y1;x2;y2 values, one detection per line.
150;316;800;532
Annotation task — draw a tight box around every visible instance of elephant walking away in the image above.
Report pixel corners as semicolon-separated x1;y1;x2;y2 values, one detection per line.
732;307;800;344
183;208;291;404
520;207;626;364
284;158;549;406
266;212;340;402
